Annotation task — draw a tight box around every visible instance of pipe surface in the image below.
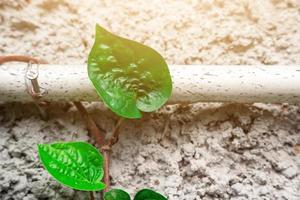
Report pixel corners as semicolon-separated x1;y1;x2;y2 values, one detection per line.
0;64;300;103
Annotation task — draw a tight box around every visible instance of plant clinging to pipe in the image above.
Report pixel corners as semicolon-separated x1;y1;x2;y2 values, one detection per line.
38;24;172;199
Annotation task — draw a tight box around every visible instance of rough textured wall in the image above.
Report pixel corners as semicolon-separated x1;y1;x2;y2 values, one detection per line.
1;0;300;65
0;0;300;200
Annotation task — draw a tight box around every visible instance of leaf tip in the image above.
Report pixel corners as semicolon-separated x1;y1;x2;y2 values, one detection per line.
95;23;110;38
95;23;101;32
37;143;44;151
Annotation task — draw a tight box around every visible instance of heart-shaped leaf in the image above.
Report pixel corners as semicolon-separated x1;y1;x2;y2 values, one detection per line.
104;189;131;200
88;24;172;119
38;142;106;191
134;189;167;200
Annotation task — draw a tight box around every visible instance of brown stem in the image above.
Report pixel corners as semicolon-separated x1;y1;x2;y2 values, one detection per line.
102;149;110;193
73;101;105;147
101;118;124;193
107;118;124;147
89;191;95;200
0;55;47;64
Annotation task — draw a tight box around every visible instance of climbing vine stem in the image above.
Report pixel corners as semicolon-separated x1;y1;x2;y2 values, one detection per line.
1;55;126;199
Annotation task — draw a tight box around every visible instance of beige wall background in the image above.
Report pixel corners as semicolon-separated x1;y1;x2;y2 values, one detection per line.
0;1;299;200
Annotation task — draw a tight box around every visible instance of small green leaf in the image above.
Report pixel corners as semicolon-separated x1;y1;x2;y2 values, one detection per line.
88;24;172;119
134;189;168;200
104;189;131;200
38;141;106;191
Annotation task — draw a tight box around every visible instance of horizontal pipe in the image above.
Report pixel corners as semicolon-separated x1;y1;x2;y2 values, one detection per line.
0;64;300;103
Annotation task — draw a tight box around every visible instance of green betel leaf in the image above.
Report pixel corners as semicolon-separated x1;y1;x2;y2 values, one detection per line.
88;24;172;119
38;141;106;191
134;189;168;200
104;189;131;200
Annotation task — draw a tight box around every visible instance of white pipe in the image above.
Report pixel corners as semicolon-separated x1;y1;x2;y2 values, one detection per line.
0;64;300;103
